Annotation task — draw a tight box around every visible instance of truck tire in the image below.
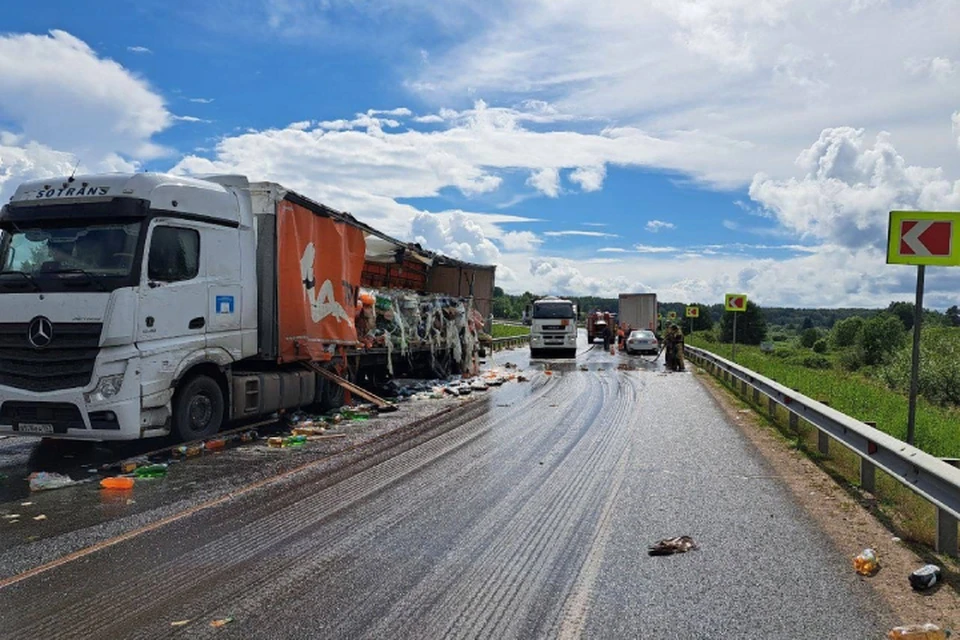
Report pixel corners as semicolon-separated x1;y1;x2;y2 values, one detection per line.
172;375;224;442
320;374;346;411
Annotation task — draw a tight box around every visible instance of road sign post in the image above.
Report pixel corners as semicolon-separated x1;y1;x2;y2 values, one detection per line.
685;306;698;335
725;294;747;361
887;210;960;445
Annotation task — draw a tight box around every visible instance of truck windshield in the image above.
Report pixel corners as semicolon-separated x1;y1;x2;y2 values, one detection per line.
0;220;141;285
533;303;575;319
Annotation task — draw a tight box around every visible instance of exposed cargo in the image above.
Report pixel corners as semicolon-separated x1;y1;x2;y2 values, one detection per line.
0;173;495;441
618;293;658;333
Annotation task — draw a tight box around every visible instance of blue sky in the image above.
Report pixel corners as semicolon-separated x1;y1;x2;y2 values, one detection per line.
1;0;960;307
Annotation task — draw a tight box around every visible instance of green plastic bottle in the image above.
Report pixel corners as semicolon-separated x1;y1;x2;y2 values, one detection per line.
134;463;169;478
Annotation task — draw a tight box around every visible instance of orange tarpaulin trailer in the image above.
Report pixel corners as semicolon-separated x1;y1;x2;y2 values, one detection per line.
276;200;366;362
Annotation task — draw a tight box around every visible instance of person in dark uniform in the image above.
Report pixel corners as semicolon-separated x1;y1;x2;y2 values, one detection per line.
664;324;685;371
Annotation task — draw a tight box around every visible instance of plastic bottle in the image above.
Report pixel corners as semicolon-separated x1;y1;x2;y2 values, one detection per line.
853;548;879;575
909;565;943;591
887;623;950;639
100;477;135;490
133;464;168;478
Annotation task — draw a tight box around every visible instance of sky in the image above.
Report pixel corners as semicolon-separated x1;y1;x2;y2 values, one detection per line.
1;0;959;308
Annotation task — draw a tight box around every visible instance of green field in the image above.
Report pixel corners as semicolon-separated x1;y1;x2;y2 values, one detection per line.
491;323;530;339
687;335;960;458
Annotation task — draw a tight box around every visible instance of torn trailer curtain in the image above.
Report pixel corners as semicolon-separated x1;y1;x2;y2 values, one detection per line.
276;200;366;362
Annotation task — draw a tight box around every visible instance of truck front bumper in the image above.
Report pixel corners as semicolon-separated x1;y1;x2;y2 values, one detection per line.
0;357;150;441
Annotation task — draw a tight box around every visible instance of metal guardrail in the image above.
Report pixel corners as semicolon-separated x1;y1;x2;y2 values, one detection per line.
490;335;530;350
686;345;960;556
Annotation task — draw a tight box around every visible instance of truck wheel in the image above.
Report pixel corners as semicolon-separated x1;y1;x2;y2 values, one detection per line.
320;373;346;411
173;375;224;442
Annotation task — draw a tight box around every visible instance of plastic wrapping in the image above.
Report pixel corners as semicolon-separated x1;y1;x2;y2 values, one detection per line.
356;288;480;375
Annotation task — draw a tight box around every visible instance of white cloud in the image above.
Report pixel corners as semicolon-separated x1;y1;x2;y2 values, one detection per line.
582;222;607;227
543;230;618;238
645;220;675;232
0;30;172;202
413;114;445;124
527;167;560;197
749;126;960;249
172;115;212;124
0;30;171;160
127;45;152;54
411;211;501;265
569;165;605;192
598;247;628;253
412;0;960;183
528;257;646;297
500;230;542;252
189;97;215;104
368;107;413;117
904;56;957;82
288;120;313;131
634;244;679;253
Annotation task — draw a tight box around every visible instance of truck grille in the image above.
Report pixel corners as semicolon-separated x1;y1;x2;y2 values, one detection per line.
0;323;102;392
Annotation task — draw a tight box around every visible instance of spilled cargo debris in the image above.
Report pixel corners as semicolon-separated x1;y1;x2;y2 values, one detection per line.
648;535;698;556
28;472;83;492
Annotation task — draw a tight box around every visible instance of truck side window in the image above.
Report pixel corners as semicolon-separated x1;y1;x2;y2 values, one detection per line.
148;227;200;282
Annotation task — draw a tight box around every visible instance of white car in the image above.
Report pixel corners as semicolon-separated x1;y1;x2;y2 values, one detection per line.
626;330;659;355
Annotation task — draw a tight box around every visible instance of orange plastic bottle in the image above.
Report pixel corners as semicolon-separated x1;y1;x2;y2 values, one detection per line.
100;476;135;490
887;623;949;639
853;548;878;575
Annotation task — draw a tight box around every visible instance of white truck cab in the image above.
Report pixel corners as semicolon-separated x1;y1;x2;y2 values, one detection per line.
0;173;258;441
528;296;578;358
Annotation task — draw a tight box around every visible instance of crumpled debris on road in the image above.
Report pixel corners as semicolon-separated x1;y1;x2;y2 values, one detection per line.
210;617;234;628
28;471;83;492
648;535;698;556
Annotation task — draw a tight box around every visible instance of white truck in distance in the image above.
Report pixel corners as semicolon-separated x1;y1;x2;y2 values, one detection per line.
0;172;491;442
529;296;578;358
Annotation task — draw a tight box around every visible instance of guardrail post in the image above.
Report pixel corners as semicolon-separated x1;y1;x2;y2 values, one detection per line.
817;400;830;455
752;387;761;404
788;411;799;433
860;421;877;493
768;397;777;419
936;508;959;556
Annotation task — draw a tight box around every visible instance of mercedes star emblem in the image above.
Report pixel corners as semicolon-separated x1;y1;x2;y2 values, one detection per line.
27;316;54;349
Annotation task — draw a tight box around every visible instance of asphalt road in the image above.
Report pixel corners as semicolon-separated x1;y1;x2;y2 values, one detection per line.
0;333;890;639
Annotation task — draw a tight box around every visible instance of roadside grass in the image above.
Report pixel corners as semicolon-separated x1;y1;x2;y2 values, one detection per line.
491;323;530;339
688;336;960;458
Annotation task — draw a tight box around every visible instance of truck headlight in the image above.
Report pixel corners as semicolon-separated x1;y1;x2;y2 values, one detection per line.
84;374;125;403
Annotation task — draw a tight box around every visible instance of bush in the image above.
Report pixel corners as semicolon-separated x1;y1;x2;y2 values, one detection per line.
880;327;960;406
812;339;828;354
800;328;820;348
771;333;789;342
832;316;865;347
858;314;905;366
837;347;864;372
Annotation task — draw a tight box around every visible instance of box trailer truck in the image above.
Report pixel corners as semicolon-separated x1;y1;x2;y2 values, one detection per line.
0;173;493;442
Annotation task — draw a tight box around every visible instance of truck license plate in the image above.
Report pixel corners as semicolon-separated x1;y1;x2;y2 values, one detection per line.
17;423;54;434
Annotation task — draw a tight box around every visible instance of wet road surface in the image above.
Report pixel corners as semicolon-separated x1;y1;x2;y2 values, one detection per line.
0;333;890;638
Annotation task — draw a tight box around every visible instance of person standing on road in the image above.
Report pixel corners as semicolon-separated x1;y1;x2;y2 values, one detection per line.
665;324;685;371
